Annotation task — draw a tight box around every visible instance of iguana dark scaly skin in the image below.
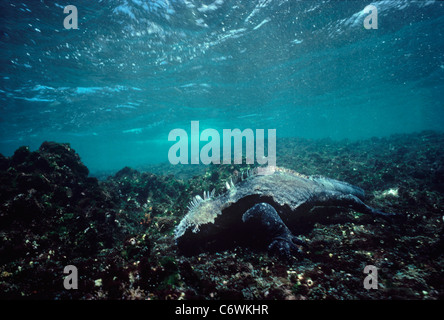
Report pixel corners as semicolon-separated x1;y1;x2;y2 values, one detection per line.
174;167;395;259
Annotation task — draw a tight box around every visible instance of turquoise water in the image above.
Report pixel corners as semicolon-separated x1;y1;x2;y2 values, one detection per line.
1;0;443;173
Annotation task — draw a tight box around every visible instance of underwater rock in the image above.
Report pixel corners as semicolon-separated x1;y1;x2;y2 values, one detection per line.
38;141;89;178
175;167;395;259
0;141;127;297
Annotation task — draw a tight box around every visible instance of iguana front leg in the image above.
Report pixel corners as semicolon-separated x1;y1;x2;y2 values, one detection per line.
242;202;305;259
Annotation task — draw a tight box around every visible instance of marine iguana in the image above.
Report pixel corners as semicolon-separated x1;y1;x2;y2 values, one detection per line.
174;166;395;259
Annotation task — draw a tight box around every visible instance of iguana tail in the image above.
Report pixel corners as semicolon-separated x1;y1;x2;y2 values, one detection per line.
309;175;365;199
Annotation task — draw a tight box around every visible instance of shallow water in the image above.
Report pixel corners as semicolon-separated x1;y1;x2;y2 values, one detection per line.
1;0;443;173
